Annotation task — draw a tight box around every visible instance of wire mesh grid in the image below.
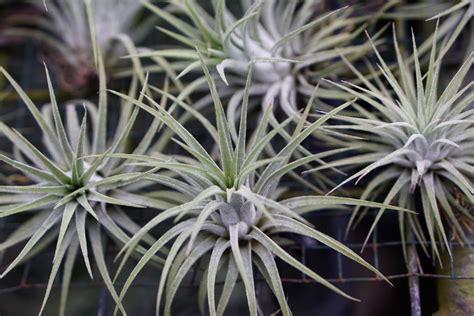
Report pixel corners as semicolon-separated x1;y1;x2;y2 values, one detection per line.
0;209;472;292
0;17;473;315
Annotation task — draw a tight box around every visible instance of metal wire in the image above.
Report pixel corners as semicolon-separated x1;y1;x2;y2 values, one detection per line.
1;210;473;295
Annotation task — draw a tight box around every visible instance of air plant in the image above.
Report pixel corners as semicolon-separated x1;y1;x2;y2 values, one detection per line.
316;28;473;261
2;0;154;93
0;56;178;315
108;55;410;316
139;0;387;123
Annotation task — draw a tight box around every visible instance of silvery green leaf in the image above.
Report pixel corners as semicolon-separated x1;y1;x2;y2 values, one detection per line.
39;228;75;316
207;238;230;316
53;202;78;262
252;244;291;316
89;223;126;315
115;220;194;314
44;64;74;164
1;208;62;278
0;195;58;218
59;238;79;316
209;257;234;315
164;237;215;315
229;225;257;316
250;227;358;301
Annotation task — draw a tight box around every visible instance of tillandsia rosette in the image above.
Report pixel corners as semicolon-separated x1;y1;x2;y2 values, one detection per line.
316;27;474;261
3;0;154;93
0;57;178;315
109;57;410;316
139;0;385;120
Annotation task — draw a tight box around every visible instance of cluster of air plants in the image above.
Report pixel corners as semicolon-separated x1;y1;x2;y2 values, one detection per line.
0;0;472;315
0;53;407;315
1;0;154;94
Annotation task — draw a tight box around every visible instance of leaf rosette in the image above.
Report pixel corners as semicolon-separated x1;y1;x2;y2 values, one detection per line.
319;27;474;261
0;59;175;315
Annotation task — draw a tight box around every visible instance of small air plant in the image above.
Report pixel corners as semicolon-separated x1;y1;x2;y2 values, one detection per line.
317;27;473;261
0;56;176;315
3;0;154;94
109;55;410;316
139;0;382;122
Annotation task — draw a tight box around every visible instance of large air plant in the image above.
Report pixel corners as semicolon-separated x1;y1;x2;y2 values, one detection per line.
0;58;176;315
317;29;473;260
108;56;410;316
3;0;154;93
139;0;384;121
